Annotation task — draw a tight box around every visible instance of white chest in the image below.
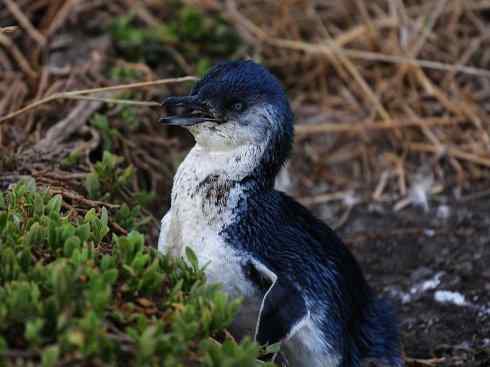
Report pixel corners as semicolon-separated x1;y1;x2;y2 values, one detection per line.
158;147;258;302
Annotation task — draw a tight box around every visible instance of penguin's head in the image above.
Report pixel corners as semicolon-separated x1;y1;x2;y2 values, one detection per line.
161;60;294;181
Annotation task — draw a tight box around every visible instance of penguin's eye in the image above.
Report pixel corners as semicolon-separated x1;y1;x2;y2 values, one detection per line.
231;101;245;113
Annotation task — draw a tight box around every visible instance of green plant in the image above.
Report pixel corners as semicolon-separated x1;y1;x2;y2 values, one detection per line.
84;151;133;200
90;114;121;152
0;183;275;366
110;3;241;73
90;106;141;153
60;149;82;168
109;66;144;83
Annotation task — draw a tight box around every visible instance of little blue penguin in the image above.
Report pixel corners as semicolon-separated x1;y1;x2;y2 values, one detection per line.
158;60;403;367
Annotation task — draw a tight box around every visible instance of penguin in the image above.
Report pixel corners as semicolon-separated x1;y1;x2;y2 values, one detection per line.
158;60;403;367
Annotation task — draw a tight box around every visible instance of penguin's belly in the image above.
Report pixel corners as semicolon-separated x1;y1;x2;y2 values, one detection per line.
160;157;264;340
168;214;263;338
194;237;264;338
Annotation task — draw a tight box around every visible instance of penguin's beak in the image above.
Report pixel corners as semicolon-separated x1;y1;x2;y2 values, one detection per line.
160;96;221;126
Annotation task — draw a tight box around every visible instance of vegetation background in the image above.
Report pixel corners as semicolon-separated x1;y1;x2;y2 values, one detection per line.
0;0;489;366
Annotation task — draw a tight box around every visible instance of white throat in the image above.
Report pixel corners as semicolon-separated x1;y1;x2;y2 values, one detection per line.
173;142;264;195
160;143;264;257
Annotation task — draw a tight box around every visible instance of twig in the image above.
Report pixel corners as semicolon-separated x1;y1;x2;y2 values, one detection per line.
335;17;399;47
35;96;109;151
373;170;391;201
295;117;461;136
404;356;446;366
32;170;86;180
48;188;120;209
64;95;160;107
298;191;353;206
111;221;129;235
0;32;36;79
333;205;354;230
459;188;490;202
0;76;196;123
45;0;80;37
409;0;448;58
58;76;197;95
0;26;18;33
407;142;490;168
329;47;490;78
3;0;46;46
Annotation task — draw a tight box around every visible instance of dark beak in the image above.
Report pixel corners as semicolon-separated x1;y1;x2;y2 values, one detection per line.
160;96;220;126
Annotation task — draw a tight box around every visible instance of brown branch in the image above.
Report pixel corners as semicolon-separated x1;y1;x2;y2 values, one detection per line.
48;188;120;209
45;0;80;37
0;26;18;33
295;117;462;136
0;32;36;79
3;0;46;46
64;95;160;107
0;76;196;123
407;142;490;168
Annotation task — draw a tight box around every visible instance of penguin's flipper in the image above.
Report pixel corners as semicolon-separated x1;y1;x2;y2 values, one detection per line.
248;259;309;345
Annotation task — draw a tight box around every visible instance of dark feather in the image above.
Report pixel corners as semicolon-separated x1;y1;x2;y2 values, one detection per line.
223;188;403;366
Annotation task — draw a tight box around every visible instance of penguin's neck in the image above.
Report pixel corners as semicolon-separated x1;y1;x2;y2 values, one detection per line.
171;144;265;229
174;143;264;195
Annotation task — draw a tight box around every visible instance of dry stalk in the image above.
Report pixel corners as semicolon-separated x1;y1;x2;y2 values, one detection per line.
0;76;196;123
3;0;46;46
0;32;36;79
295;117;461;136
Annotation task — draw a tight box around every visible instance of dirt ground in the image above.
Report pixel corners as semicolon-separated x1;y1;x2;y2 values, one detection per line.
313;191;490;366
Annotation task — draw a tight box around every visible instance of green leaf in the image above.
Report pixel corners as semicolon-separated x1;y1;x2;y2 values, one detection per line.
0;191;6;209
100;207;109;228
33;192;45;217
64;236;81;257
100;255;114;271
61;149;81;167
46;195;62;215
0;335;6;352
25;222;44;246
67;329;85;347
0;211;8;234
138;325;157;358
84;208;97;223
85;172;101;199
25;318;44;346
75;223;91;243
41;345;60;367
185;246;199;270
102;269;118;285
265;342;281;355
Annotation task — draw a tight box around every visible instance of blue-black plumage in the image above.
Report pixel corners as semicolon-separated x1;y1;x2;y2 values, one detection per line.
158;60;403;367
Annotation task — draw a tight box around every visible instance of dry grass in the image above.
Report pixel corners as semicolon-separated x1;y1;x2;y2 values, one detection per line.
1;0;490;215
221;0;490;205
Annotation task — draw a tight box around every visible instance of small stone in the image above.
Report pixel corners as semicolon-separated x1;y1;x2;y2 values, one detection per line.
436;205;451;220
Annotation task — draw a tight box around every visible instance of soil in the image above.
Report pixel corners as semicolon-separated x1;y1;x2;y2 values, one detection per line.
332;197;490;366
